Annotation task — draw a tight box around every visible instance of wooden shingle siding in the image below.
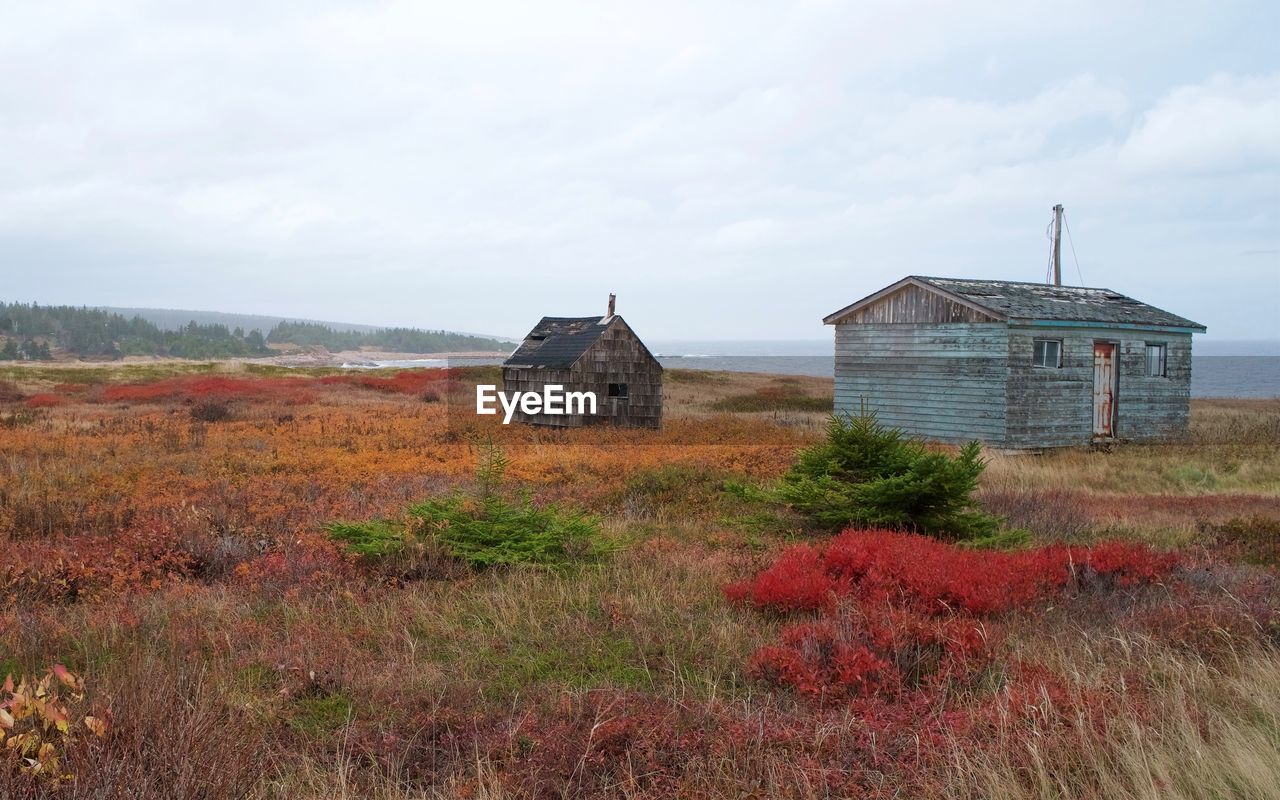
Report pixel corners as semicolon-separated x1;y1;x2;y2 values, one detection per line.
834;323;1009;444
574;324;663;428
502;317;662;429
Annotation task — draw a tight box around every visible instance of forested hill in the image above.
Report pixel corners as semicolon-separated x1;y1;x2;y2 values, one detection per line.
99;307;381;335
264;321;508;354
0;302;510;360
1;302;271;359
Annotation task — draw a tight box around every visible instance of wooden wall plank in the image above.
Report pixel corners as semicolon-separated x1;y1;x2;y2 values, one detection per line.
1005;326;1193;446
840;284;1001;324
834;322;1009;445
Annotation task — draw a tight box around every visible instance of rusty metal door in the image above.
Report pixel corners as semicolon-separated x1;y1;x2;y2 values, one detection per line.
1093;342;1117;438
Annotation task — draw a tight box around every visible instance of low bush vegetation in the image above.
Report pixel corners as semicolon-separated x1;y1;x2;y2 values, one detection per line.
722;526;1277;800
189;399;232;422
1197;514;1280;566
1;366;1276;798
325;519;404;557
0;666;108;790
329;445;606;570
409;494;603;568
975;486;1094;541
615;464;732;521
24;393;65;409
665;368;728;384
741;413;1004;540
709;383;833;413
83;369;465;407
725;529;1178;617
97;375;318;405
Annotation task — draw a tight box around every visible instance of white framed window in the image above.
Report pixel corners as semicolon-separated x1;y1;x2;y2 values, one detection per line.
1033;339;1062;368
1145;343;1167;377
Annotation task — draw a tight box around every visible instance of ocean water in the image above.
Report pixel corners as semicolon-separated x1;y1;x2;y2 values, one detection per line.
359;341;1279;399
657;354;1278;398
653;341;1278;398
1190;357;1280;398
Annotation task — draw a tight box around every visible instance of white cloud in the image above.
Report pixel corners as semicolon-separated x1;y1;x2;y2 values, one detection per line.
707;218;784;250
1120;73;1280;174
0;2;1275;339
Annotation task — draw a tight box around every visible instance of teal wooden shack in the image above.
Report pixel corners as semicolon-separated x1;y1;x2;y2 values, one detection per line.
824;277;1206;448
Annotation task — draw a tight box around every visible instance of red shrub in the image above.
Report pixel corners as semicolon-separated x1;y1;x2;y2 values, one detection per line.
319;369;458;396
2;526;195;603
82;367;458;408
97;375;316;405
349;688;986;799
725;529;1179;618
752;618;904;700
25;393;67;408
1125;573;1280;657
728;530;1180;702
722;544;831;611
1082;540;1180;587
231;537;354;596
747;605;996;700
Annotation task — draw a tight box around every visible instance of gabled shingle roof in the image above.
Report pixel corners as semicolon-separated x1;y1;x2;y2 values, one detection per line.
825;276;1206;331
916;277;1205;329
503;316;612;369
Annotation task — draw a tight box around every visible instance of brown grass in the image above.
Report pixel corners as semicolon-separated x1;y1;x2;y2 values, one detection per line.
0;363;1276;798
948;641;1280;800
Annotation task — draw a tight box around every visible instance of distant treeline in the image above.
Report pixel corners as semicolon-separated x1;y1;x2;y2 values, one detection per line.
99;307;379;335
265;321;507;354
1;302;270;359
0;302;508;360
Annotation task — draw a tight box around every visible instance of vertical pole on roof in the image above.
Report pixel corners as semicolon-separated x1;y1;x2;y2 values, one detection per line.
1051;204;1064;286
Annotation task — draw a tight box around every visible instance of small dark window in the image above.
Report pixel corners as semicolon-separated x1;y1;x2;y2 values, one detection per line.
1145;343;1167;377
607;383;629;399
1033;339;1062;368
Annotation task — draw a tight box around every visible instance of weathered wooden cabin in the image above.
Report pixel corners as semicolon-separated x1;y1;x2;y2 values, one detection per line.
502;296;662;428
824;276;1206;448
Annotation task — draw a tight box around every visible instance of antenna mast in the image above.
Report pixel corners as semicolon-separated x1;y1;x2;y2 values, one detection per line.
1051;204;1064;286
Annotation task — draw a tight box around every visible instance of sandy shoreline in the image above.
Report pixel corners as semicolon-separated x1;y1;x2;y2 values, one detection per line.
268;349;510;367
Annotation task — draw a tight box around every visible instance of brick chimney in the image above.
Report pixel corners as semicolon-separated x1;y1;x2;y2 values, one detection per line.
607;293;616;317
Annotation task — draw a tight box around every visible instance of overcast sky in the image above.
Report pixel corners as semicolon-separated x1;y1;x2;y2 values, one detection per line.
2;1;1277;341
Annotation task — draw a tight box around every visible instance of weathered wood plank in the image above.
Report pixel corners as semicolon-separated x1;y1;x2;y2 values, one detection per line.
833;322;1009;444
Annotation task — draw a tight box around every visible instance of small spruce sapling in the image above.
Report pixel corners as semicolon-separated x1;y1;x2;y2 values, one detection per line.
759;413;1005;541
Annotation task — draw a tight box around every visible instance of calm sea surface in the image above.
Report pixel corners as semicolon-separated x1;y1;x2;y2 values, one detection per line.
361;342;1279;399
653;355;1277;398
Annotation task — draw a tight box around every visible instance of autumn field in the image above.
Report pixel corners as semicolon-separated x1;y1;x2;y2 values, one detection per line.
1;363;1278;799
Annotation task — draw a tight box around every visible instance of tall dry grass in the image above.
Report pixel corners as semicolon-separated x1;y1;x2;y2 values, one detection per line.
251;644;1280;800
947;640;1280;800
2;366;1278;799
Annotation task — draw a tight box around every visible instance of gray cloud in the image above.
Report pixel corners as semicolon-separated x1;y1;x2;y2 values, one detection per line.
1;1;1277;341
